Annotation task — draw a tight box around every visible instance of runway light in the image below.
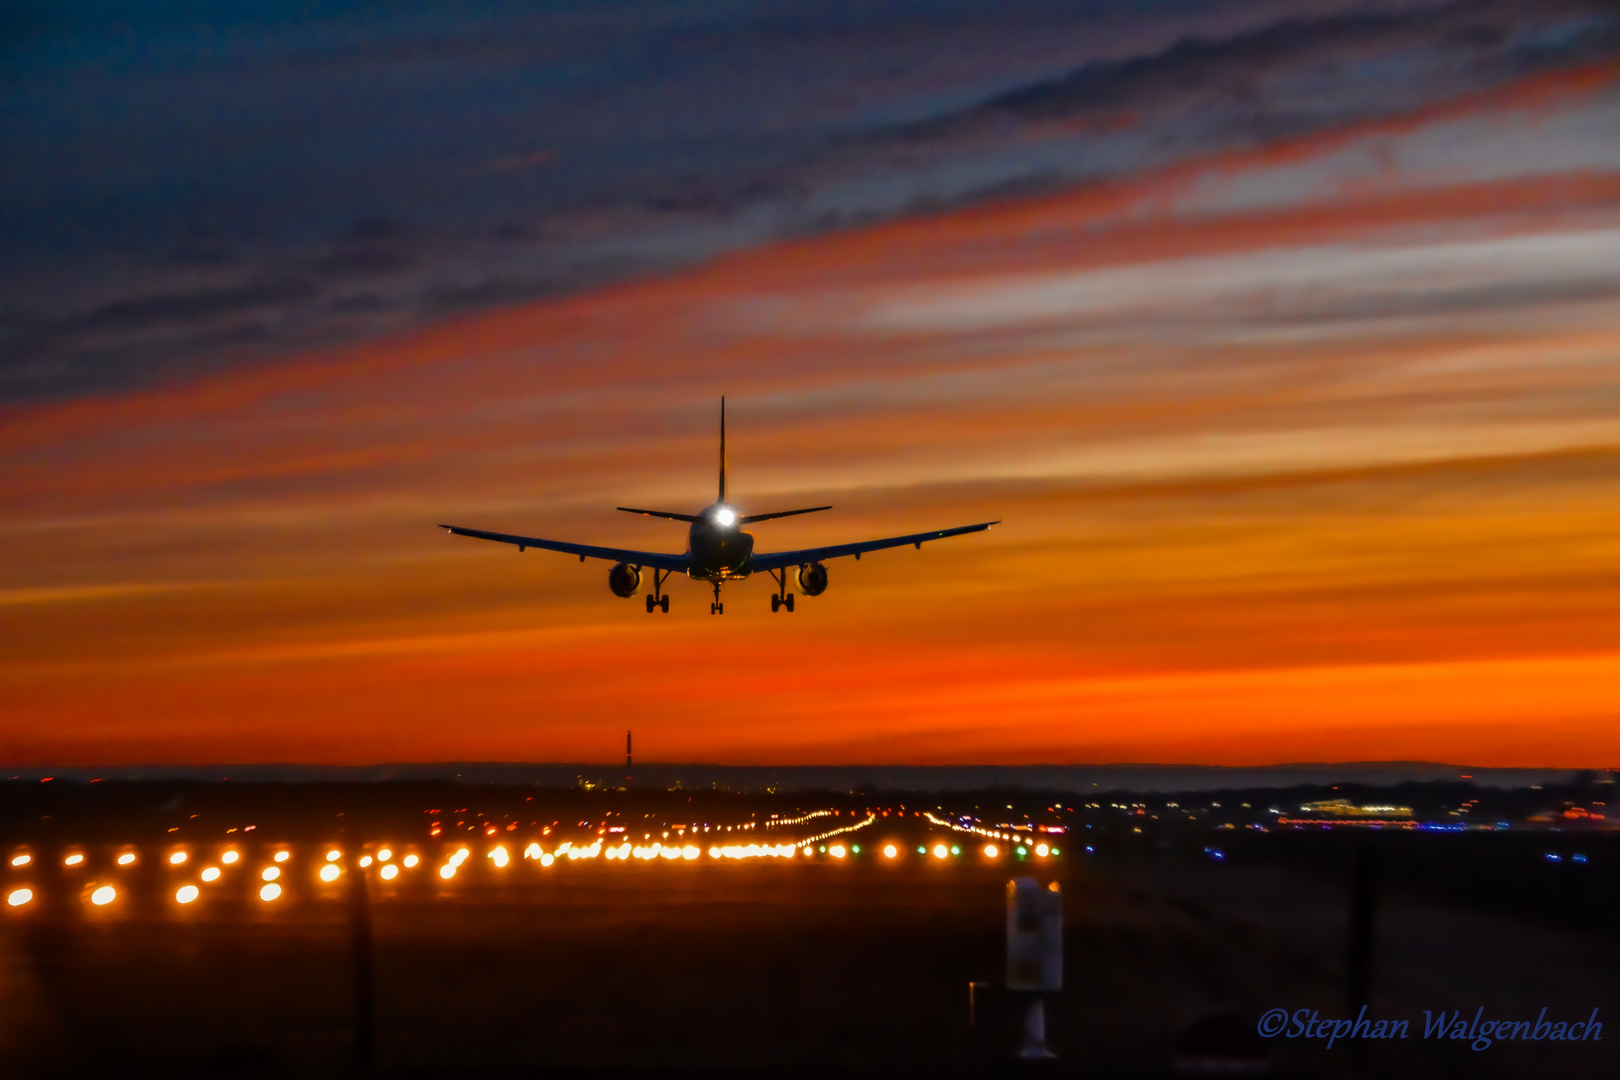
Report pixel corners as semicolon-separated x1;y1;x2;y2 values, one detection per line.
90;885;115;906
273;850;290;863
117;853;137;866
917;846;926;854
319;864;340;883
1016;846;1027;857
539;853;554;867
829;845;846;858
524;843;541;860
984;844;999;858
403;854;419;868
259;883;281;902
439;864;456;880
9;855;29;868
380;864;399;881
169;852;188;865
221;851;239;864
176;885;199;904
708;846;721;859
883;844;897;858
64;854;84;866
933;844;948;859
262;866;280;882
682;845;699;860
1035;844;1049;857
325;849;341;862
377;848;392;862
201;867;221;882
490;847;509;868
950;846;960;856
7;888;32;907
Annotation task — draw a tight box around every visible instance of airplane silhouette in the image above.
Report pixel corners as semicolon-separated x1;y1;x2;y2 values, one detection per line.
441;399;997;614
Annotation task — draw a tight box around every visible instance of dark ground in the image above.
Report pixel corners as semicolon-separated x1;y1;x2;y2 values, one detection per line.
1;780;1615;1077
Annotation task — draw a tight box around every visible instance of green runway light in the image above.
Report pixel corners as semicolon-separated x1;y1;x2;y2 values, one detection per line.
851;845;860;854
917;846;926;854
1016;846;1027;857
818;845;825;853
950;846;960;856
1051;848;1060;855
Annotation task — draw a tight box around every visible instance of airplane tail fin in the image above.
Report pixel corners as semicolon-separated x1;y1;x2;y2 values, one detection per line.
718;396;727;503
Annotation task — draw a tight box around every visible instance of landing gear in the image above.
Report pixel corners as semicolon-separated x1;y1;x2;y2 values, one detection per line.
645;569;671;614
710;581;724;615
768;568;795;613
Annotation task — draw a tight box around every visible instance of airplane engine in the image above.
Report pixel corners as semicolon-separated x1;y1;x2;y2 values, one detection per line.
796;562;828;596
608;562;642;598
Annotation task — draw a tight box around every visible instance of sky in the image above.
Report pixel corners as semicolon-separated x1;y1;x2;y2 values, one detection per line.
3;0;1620;767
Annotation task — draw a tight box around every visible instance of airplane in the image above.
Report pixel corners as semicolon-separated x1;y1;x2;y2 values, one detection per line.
440;398;998;614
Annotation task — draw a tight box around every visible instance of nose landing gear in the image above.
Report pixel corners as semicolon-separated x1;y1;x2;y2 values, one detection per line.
710;581;724;615
767;568;795;613
644;569;671;614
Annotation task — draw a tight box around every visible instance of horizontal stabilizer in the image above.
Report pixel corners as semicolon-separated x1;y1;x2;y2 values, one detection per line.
617;507;699;522
739;506;832;525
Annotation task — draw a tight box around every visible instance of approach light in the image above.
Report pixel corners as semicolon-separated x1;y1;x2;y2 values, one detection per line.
201;867;221;882
7;888;33;907
377;848;392;862
221;851;239;864
359;855;373;868
9;855;30;868
64;854;84;866
259;883;281;902
325;849;341;862
984;844;999;858
883;845;897;858
715;507;736;527
403;854;419;868
319;864;341;883
380;864;399;881
116;853;137;866
169;852;188;865
261;867;280;882
439;864;456;880
273;850;290;863
176;885;199;905
90;885;115;906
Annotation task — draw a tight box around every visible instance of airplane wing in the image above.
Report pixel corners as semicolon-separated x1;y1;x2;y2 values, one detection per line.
749;521;998;572
439;525;691;573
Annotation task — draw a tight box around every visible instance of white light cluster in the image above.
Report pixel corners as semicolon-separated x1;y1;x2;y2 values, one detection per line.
764;810;831;829
796;813;877;851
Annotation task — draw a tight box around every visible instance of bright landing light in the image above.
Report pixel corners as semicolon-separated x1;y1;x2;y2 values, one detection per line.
169;852;188;865
715;507;736;526
221;851;239;865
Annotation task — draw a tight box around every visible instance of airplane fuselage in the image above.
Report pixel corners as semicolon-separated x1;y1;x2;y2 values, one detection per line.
686;502;754;581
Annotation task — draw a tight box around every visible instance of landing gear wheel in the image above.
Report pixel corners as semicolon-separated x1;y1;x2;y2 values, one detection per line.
659;595;669;613
771;595;781;613
784;593;794;613
645;594;656;614
711;602;725;615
